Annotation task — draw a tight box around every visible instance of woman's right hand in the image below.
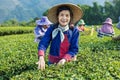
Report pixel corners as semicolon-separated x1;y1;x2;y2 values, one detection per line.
36;56;45;70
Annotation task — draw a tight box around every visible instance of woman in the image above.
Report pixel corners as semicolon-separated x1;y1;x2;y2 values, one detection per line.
34;16;52;43
77;19;86;32
36;3;83;70
97;18;115;37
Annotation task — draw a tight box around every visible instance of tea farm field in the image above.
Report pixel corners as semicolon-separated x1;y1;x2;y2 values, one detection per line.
0;26;120;80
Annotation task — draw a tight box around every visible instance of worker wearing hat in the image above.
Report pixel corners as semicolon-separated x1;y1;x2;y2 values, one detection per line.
36;3;83;70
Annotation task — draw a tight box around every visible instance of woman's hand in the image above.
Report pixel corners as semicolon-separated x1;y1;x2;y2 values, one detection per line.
57;59;66;65
36;56;45;70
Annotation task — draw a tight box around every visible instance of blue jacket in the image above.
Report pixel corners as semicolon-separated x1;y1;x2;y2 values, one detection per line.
38;24;79;63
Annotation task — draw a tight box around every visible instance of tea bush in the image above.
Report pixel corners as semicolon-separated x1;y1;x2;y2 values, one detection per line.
0;26;120;80
0;27;34;36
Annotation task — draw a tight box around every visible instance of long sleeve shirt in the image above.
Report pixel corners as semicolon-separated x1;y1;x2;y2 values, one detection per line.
38;24;79;63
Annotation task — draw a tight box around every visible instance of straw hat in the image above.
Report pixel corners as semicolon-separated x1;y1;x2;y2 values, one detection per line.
36;16;52;25
47;3;83;24
103;18;113;25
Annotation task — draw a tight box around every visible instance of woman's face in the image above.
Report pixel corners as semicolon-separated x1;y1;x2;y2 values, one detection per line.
42;25;49;29
58;10;71;27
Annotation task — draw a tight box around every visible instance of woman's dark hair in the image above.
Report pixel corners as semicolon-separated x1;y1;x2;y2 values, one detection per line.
56;6;73;22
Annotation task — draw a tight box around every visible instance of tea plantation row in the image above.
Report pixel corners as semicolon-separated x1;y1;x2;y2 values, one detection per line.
0;26;120;80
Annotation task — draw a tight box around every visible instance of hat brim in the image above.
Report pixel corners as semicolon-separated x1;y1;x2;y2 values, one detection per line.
103;22;113;25
47;3;83;24
38;23;52;25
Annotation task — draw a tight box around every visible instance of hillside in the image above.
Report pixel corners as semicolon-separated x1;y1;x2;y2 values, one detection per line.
0;0;108;23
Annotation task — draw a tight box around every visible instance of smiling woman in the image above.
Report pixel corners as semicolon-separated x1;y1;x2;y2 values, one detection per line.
36;3;83;70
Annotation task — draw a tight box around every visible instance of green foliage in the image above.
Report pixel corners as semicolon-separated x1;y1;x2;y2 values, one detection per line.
0;18;37;27
0;34;37;79
80;0;120;25
43;9;49;16
1;19;19;27
0;25;120;79
0;27;34;36
113;0;120;22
